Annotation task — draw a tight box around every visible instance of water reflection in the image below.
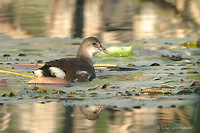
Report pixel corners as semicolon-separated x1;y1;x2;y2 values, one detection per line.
0;0;200;43
0;102;199;133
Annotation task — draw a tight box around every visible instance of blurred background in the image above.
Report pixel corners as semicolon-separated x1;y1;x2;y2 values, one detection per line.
0;0;200;43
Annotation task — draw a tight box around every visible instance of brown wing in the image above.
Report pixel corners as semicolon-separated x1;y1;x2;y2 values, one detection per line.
43;58;95;81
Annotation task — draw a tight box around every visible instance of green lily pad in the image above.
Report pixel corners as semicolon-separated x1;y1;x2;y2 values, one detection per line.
96;45;133;57
181;41;198;48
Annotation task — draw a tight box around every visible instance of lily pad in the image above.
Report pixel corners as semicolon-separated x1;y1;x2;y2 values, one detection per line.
181;41;199;48
0;80;8;86
27;77;70;86
96;45;133;57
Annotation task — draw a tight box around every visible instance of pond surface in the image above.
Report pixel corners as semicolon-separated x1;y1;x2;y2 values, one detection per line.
0;102;199;133
0;37;199;133
0;0;200;133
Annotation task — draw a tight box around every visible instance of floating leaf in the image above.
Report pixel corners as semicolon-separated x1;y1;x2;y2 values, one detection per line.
2;92;15;97
162;55;182;61
181;41;199;48
160;85;175;89
163;91;173;95
127;63;136;67
18;53;27;56
102;83;110;89
187;71;199;74
0;80;8;86
35;88;47;93
181;67;193;70
150;63;160;66
12;64;42;69
88;87;99;91
89;93;98;97
107;67;138;71
96;45;133;57
52;90;66;94
140;89;163;94
176;90;193;95
3;54;10;57
28;77;70;86
32;87;39;90
181;79;187;82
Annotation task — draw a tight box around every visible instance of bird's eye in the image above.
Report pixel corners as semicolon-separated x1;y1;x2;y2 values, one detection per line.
92;42;97;46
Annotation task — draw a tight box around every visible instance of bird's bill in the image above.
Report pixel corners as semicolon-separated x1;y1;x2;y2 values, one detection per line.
99;46;108;54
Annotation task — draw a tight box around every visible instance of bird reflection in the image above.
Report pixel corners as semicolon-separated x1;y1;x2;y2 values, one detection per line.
79;105;105;120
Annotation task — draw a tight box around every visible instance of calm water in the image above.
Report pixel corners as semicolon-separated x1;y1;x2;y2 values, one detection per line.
0;0;200;133
0;102;199;133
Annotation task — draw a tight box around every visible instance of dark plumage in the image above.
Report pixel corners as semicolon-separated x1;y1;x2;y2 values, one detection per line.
33;37;107;82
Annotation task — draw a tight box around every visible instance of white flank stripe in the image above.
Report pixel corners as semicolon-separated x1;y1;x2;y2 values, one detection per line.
76;71;91;80
49;67;66;79
76;71;88;75
34;69;44;77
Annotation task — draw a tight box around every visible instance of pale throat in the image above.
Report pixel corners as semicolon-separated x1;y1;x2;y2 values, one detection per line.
76;47;97;65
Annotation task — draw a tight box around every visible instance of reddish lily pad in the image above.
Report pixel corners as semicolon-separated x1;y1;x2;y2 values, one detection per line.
0;80;8;86
12;64;42;69
27;77;70;86
160;85;175;89
140;89;163;94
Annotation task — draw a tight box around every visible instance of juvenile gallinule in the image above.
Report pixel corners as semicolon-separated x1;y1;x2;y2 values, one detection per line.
33;37;107;82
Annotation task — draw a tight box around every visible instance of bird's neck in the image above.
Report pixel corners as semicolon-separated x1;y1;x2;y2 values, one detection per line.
76;48;93;66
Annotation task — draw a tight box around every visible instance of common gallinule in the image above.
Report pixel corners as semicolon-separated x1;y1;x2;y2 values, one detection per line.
33;37;107;82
